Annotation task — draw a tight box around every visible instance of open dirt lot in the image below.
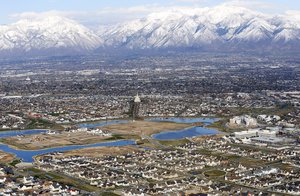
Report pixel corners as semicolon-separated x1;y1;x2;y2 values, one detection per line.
101;120;191;136
2;132;110;150
0;150;15;163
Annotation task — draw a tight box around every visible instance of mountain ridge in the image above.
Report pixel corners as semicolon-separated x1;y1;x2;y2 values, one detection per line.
99;5;300;50
0;5;300;57
0;16;102;56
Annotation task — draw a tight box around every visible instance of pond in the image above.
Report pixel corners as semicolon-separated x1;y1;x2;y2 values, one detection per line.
152;126;220;140
0;129;48;138
79;120;129;128
148;117;220;140
146;117;219;125
0;139;135;162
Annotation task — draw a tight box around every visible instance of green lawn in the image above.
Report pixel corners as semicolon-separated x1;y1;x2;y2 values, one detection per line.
104;134;125;141
223;154;241;160
206;118;229;132
23;167;42;173
159;139;190;146
196;148;213;155
204;170;226;177
100;192;120;196
26;118;64;130
9;159;21;167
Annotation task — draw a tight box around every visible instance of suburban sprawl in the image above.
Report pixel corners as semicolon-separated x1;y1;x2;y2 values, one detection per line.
0;54;299;195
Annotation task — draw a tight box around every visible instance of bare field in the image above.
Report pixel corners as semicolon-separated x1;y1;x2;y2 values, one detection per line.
2;132;110;150
0;150;15;163
101;120;191;136
192;135;224;142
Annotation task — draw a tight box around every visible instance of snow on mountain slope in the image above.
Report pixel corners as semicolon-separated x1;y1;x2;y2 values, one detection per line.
98;5;300;50
272;14;300;42
0;5;299;56
232;18;275;42
0;16;102;55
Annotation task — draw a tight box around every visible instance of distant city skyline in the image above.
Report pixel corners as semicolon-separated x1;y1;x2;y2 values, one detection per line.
0;0;299;27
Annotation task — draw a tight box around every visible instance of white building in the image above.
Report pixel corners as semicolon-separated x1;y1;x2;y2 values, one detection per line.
258;130;277;137
234;130;258;139
229;115;257;128
234;128;278;139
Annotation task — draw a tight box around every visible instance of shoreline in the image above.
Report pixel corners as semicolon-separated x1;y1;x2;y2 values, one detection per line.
0;138;135;152
0;117;222;151
151;125;223;141
0;117;222;164
0;128;52;133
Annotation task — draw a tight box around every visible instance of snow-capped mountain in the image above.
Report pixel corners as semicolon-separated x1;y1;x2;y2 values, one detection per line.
98;5;300;51
0;16;102;56
0;5;299;57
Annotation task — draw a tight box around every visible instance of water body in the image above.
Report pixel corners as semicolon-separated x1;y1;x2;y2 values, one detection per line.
79;120;129;128
152;126;220;140
0;119;129;138
0;120;131;162
148;117;220;140
0;129;47;138
0;140;135;162
0;118;220;162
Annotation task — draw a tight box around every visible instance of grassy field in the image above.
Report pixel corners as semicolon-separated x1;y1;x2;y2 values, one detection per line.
23;167;43;173
8;159;21;166
136;139;160;149
238;157;266;168
196;148;213;155
158;139;190;147
100;192;120;196
206;118;230;132
222;154;241;160
278;163;298;172
204;170;226;177
26;118;64;130
105;134;140;141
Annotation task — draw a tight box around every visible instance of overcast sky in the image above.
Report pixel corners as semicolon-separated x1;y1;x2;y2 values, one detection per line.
1;0;300;27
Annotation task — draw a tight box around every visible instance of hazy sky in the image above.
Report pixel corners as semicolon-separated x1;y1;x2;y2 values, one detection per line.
1;0;299;26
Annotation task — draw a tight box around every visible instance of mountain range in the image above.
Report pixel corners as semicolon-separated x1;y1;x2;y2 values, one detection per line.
0;5;300;56
0;16;102;56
